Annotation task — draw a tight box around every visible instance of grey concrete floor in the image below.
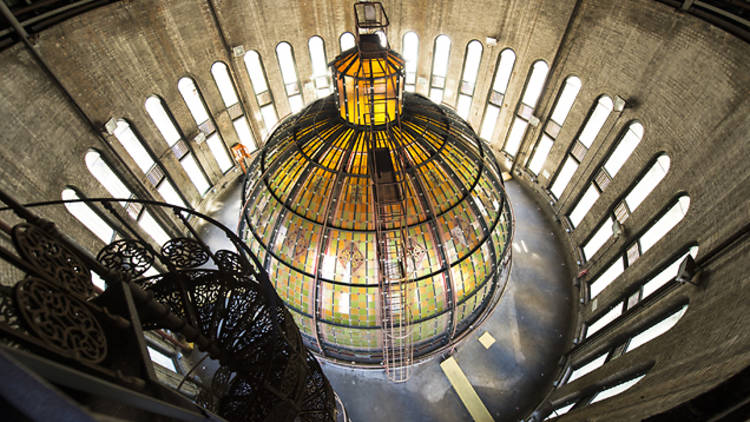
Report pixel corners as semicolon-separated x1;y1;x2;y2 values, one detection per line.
200;175;574;422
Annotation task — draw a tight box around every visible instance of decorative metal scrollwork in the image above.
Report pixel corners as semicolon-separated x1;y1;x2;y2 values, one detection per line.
12;223;94;299
160;238;210;269
14;276;107;364
214;250;249;274
97;239;154;279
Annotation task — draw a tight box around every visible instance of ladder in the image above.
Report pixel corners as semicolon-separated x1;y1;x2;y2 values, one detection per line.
357;31;415;383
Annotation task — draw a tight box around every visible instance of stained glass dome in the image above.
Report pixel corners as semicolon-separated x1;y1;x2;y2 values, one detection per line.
241;27;512;368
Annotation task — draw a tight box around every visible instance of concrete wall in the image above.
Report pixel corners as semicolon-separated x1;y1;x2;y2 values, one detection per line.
0;0;748;420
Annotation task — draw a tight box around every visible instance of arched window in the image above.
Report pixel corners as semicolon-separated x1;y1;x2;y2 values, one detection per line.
479;48;515;141
550;96;614;199
308;36;331;98
84;150;170;246
589;373;645;404
339;32;356;52
566;129;652;229
626;304;688;352
586;301;623;337
428;34;451;104
243;50;279;135
503;60;549;158
638;195;690;253
177;77;233;173
528;76;582;175
145;96;211;196
456;40;483;120
402;31;419;92
111;120;187;208
567;352;608;383
275;42;304;113
210;62;257;151
641;245;698;298
62;188;116;243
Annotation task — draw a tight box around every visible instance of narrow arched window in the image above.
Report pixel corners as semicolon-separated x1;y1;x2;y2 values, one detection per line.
276;42;304;113
479;48;515;141
308;36;331;98
550;96;614;200
566;126;651;229
84;150;170;246
402;32;419;92
210;62;257;151
589;373;645;404
177;77;233;173
456;40;483;120
638;195;690;253
528;76;582;175
503;60;549;158
625;304;688;353
428;34;451;104
641;245;698;298
62;188;116;243
339;32;356;52
145;96;211;196
111;119;187;208
243;50;279;135
566;352;608;383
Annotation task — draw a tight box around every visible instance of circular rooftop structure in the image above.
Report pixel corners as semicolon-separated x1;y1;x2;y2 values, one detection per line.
241;92;513;365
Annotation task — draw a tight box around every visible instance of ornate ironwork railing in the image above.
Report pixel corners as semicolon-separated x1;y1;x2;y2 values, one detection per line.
0;189;341;422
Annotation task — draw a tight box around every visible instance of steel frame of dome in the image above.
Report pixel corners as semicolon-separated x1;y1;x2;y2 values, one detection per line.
240;92;514;366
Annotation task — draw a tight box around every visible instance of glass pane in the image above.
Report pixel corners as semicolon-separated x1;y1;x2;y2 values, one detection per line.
569;184;600;228
456;94;472;120
625;155;670;212
308;36;328;77
85;151;132;200
62;189;115;243
432;35;451;78
206;133;233;173
260;104;279;134
639;196;690;253
492;49;516;94
429;87;444;104
340;32;356;52
626;305;688;353
403;32;419;80
156;180;187;208
550;76;582;125
589;257;625;299
578;96;613;148
567;352;608;383
503;117;528;157
233;116;257;151
642;246;699;298
138;210;170;246
604;122;644;177
91;271;106;290
178;78;210;125
521;61;549;108
550;156;578;199
590;375;645;404
528;134;554;175
145;96;181;147
479;104;500;141
210;62;239;107
180;153;210;195
113;120;154;174
276;42;298;85
546;403;575;419
288;94;304;113
583;216;614;261
461;40;483;87
147;346;176;372
243;50;269;94
586;300;623;337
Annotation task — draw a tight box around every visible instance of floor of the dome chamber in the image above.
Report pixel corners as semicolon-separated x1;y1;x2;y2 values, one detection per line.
198;174;574;422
